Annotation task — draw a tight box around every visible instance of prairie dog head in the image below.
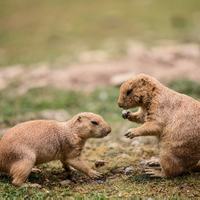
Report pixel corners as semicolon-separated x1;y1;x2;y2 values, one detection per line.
73;112;111;139
118;74;156;109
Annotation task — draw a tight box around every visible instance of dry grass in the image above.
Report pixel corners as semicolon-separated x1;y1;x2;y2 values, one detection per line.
1;138;200;198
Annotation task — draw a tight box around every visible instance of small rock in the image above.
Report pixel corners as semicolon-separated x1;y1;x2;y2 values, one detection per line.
96;180;103;184
118;193;122;198
140;161;147;166
125;167;133;171
147;198;153;200
125;167;133;175
95;160;107;168
180;185;185;189
60;179;72;186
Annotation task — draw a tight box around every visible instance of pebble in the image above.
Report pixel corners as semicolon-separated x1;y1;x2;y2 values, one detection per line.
147;198;153;200
125;167;133;175
96;180;103;184
125;167;133;172
118;193;122;198
180;185;185;189
140;161;147;166
60;179;72;186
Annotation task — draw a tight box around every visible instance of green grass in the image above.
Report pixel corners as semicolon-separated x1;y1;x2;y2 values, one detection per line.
0;144;200;198
0;86;126;131
0;79;200;198
0;78;199;129
168;78;200;99
0;0;200;66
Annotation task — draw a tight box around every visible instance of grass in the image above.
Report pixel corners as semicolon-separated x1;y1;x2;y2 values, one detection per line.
168;78;200;99
0;0;200;66
0;142;200;198
0;79;200;198
0;86;125;131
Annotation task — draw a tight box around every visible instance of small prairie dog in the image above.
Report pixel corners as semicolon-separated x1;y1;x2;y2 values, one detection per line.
118;73;200;178
0;112;111;186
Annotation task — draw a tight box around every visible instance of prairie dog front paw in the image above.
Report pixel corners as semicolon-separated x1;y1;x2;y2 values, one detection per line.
88;170;103;179
124;128;137;139
122;110;131;119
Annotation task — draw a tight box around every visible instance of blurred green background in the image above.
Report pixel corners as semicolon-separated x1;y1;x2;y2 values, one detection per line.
0;0;200;66
0;0;199;128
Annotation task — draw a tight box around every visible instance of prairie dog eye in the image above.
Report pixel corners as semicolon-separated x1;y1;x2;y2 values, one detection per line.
127;89;133;96
91;121;99;125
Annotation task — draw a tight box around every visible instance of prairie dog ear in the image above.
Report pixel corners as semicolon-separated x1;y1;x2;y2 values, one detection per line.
77;116;82;122
141;78;146;86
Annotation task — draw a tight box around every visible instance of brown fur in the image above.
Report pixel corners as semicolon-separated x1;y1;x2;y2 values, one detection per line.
0;112;111;186
118;73;200;178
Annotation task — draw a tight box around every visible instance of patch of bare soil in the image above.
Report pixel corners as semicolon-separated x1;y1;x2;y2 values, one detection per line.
1;42;200;93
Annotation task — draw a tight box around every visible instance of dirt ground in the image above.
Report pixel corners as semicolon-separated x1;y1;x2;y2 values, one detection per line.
1;42;200;93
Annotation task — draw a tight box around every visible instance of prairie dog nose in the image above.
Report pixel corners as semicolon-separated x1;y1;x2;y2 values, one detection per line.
118;101;123;108
107;126;111;134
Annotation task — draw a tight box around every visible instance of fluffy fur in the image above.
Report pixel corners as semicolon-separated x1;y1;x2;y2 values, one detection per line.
0;112;111;186
118;73;200;178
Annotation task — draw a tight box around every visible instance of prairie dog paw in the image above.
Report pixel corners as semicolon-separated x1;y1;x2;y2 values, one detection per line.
147;158;160;167
88;170;103;179
144;168;165;178
125;128;137;139
122;110;131;119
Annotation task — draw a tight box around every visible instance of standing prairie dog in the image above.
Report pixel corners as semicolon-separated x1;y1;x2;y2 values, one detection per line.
118;73;200;178
0;112;111;186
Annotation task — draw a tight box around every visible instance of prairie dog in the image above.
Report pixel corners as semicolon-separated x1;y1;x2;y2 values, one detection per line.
0;112;111;186
118;73;200;178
